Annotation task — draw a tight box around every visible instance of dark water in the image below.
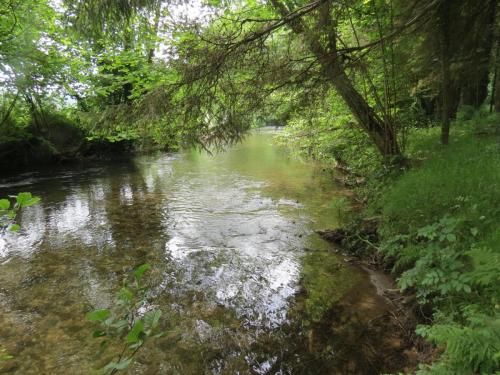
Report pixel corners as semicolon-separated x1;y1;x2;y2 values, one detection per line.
0;129;405;374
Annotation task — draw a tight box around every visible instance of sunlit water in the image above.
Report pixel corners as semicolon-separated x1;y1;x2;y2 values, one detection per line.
0;129;402;374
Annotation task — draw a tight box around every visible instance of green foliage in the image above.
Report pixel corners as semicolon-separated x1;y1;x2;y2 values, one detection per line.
1;0;499;372
374;122;500;374
0;0;177;153
275;90;381;176
0;348;13;362
380;131;500;235
86;264;163;374
0;192;41;233
416;309;500;374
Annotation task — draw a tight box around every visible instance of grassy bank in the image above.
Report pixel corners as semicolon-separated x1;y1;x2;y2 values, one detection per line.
280;112;500;373
366;118;500;374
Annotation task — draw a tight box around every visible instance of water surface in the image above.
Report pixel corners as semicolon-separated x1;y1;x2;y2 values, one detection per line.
0;129;404;374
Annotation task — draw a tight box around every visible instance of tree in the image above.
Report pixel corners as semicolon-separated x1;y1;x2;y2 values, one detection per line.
460;0;497;109
270;0;401;158
409;0;498;144
132;0;443;162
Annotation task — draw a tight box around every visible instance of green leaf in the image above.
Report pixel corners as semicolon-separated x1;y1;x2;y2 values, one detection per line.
9;224;20;232
0;199;10;210
143;310;161;334
0;348;13;361
118;287;134;303
109;319;128;331
15;192;32;206
92;330;106;338
133;263;151;283
15;192;40;208
446;233;457;242
86;309;111;322
152;331;165;339
126;320;144;344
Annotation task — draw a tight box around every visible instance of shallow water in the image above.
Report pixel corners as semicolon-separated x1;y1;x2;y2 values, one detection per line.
0;129;404;374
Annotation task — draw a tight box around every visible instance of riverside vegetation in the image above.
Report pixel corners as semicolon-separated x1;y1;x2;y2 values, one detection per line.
279;111;500;374
1;0;499;374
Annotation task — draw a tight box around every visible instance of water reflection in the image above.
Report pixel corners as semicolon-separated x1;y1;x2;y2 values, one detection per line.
0;129;392;374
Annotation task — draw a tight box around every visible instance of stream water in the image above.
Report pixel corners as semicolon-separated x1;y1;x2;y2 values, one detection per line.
0;129;407;374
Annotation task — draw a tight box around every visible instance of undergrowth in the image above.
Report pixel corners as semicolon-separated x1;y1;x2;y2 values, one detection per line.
372;115;500;374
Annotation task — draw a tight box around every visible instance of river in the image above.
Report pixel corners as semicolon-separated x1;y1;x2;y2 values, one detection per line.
0;129;407;374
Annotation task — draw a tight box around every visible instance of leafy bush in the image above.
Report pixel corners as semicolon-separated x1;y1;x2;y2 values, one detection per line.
274;89;381;176
416;308;500;374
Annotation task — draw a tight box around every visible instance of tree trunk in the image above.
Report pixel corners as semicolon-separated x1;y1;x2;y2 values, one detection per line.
489;37;498;112
462;75;489;108
269;0;401;160
438;2;452;145
493;12;500;112
493;78;500;112
148;0;162;63
495;64;500;112
325;63;400;157
461;0;497;108
0;93;19;127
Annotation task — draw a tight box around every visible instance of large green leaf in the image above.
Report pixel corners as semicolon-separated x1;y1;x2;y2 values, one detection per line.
15;192;40;207
9;224;20;232
92;330;106;338
133;263;151;283
101;358;133;372
86;309;111;322
126;320;144;344
143;309;161;334
0;199;10;210
118;287;134;303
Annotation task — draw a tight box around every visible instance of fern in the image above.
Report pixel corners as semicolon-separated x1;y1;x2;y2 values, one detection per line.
417;310;500;374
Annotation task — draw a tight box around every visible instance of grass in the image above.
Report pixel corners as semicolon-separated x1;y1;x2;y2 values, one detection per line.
370;114;500;374
380;126;500;235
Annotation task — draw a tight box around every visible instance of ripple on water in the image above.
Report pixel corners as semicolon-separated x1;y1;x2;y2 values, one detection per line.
0;130;403;374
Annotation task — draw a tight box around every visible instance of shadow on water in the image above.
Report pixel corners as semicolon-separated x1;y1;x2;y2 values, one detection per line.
0;129;409;374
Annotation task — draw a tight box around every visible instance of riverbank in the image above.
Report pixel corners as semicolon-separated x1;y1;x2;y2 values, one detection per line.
317;117;500;374
0;116;171;173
